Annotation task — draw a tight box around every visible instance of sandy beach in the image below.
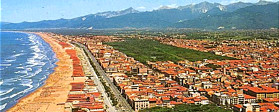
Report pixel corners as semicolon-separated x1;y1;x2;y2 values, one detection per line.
7;32;73;112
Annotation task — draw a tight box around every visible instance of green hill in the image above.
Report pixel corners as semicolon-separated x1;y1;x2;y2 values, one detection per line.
140;104;231;112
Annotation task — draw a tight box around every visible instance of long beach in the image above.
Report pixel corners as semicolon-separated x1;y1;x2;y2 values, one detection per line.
7;32;73;112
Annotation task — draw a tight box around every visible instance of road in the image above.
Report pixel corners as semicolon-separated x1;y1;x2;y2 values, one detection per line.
73;42;134;112
78;47;116;112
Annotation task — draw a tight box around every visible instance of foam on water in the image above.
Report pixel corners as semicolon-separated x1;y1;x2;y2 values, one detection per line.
0;88;15;96
16;69;28;75
0;96;10;101
4;78;18;83
26;67;32;71
0;64;12;67
0;103;7;111
39;75;47;82
16;66;24;69
4;59;16;63
11;53;25;58
15;38;22;41
26;68;42;78
9;91;25;99
20;79;34;92
0;80;3;85
0;32;58;111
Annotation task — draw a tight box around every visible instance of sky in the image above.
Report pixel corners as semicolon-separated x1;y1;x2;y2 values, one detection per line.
1;0;278;23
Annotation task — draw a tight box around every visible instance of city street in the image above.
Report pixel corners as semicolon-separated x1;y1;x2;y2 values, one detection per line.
74;42;134;112
78;47;117;112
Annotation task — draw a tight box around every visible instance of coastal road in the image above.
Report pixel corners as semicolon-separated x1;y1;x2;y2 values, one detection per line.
73;42;134;112
78;47;116;112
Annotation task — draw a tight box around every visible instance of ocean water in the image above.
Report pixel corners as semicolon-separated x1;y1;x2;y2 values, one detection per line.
0;32;58;111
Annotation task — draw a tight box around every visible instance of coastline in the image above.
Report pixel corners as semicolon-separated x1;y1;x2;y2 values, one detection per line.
7;32;73;112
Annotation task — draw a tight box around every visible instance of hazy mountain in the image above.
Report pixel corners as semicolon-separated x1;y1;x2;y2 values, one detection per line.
177;1;272;13
158;6;177;10
82;8;201;28
94;7;139;18
256;0;274;5
225;2;253;12
2;1;278;30
189;1;221;13
178;2;223;13
2;8;201;29
174;3;279;29
0;22;10;25
2;7;140;29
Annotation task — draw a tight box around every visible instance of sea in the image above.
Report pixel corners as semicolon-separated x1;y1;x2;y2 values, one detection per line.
0;31;58;111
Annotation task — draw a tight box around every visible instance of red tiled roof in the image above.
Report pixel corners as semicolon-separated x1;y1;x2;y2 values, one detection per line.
234;104;242;108
149;98;156;102
162;97;170;101
244;94;256;99
263;98;279;102
248;87;279;93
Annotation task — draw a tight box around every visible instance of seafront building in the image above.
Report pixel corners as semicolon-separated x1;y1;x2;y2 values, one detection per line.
58;39;105;112
56;33;279;112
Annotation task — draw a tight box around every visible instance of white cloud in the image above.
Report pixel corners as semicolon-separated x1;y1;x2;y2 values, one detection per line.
166;4;178;8
154;3;178;10
220;0;242;5
136;6;146;10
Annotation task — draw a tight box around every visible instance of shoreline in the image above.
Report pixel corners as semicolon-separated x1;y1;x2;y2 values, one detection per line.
7;32;73;112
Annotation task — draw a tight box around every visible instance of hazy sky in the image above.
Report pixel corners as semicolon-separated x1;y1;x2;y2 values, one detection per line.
1;0;278;23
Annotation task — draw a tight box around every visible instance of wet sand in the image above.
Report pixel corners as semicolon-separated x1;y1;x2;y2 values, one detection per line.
7;32;73;112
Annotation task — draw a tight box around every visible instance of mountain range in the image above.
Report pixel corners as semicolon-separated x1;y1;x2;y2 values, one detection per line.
2;0;279;30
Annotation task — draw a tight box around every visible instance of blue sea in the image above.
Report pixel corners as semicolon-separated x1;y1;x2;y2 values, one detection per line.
0;32;58;111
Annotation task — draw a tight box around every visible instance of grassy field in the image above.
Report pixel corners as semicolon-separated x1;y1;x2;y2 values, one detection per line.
105;39;235;64
140;104;231;112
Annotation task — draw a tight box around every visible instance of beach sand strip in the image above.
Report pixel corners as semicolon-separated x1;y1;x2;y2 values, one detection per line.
7;32;73;112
